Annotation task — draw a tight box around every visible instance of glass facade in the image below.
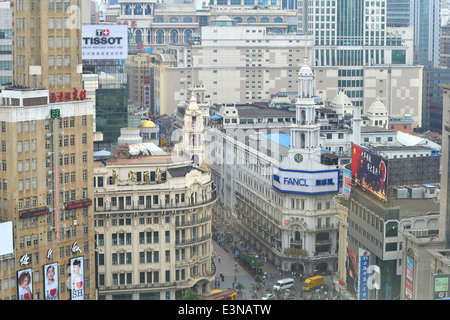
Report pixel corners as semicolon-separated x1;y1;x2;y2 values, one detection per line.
95;88;129;143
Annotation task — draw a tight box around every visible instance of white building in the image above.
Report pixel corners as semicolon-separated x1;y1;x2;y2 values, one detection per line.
208;59;340;274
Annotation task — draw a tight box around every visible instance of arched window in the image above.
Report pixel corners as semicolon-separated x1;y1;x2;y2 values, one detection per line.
145;5;151;15
170;29;179;44
274;17;283;23
183;17;193;23
275;28;283;34
247;16;256;23
184;29;192;44
135;29;142;44
169;17;179;23
134;4;143;15
147;29;152;44
124;4;132;15
156;30;164;44
233;17;243;23
260;17;270;23
156;16;164;23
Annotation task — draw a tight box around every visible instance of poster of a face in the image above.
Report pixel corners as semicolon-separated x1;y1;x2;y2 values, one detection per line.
44;263;59;300
70;257;84;300
17;269;33;300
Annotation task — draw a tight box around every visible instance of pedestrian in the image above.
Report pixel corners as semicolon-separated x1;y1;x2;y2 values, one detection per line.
218;255;221;263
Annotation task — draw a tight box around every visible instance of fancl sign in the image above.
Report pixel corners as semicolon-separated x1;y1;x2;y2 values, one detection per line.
272;166;339;194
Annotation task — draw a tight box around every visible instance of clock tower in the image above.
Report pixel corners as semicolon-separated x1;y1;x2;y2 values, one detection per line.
284;58;321;171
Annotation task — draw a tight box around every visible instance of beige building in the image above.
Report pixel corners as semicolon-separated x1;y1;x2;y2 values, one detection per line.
94;93;216;300
315;65;423;127
0;88;96;300
162;18;314;114
14;0;83;96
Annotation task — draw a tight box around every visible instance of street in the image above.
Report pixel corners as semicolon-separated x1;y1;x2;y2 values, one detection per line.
212;237;335;300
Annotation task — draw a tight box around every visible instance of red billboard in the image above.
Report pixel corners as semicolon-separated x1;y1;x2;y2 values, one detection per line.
351;144;388;202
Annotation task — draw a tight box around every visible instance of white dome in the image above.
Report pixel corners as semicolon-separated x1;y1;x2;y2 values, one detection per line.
367;99;388;115
298;58;313;76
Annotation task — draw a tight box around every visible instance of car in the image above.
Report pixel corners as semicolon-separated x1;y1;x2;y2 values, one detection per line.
261;293;276;300
282;291;296;300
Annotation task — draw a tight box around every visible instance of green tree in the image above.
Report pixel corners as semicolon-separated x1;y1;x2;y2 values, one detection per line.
178;288;202;300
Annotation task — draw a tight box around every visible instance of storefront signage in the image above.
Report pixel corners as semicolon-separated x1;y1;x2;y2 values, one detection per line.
50;89;87;103
65;199;92;210
20;207;49;219
272;166;339;194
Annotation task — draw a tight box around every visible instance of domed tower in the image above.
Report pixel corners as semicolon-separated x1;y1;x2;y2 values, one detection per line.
287;58;321;170
181;93;208;170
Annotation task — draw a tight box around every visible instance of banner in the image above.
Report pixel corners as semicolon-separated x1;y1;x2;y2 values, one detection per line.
44;263;59;300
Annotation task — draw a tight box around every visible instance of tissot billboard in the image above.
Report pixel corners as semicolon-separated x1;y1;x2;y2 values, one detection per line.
351;144;388;202
82;25;128;60
272;166;339;195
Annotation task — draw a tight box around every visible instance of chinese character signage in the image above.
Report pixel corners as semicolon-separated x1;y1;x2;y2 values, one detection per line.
143;84;151;109
351;144;388;202
358;249;370;300
405;257;414;300
50;89;86;103
82;25;128;60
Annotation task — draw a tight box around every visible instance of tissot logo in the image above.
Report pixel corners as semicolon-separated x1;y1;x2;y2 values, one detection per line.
96;29;109;36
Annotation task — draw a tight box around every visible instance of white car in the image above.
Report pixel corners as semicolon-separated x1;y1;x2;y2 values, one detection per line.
261;293;276;300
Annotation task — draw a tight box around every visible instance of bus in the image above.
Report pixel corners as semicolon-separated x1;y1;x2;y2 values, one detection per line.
199;288;237;300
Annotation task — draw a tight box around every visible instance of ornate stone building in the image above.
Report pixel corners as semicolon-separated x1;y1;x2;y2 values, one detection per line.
94;93;217;300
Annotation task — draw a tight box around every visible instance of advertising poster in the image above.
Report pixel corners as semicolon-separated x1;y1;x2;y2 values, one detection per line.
17;268;33;300
44;263;59;300
351;144;388;201
70;257;84;300
82;25;128;60
343;167;351;199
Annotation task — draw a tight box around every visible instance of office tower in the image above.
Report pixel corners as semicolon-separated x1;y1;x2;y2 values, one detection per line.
0;88;96;300
0;2;13;88
298;0;422;128
386;0;413;27
14;0;83;95
411;0;440;67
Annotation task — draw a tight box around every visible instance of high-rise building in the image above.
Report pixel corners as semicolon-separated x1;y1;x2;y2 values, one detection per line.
440;83;450;248
410;0;441;67
0;1;13;89
297;0;423;127
0;88;96;300
14;0;83;96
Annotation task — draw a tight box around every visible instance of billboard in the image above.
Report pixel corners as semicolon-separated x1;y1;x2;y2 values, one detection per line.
44;263;59;300
17;268;33;300
351;144;388;201
343;166;351;200
70;257;84;300
0;221;13;256
82;25;128;60
272;166;340;195
433;274;450;300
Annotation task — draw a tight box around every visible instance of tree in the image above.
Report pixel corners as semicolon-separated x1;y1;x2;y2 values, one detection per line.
178;288;202;300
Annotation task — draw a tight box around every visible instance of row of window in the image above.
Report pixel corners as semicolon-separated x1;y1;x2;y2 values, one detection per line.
98;269;189;287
